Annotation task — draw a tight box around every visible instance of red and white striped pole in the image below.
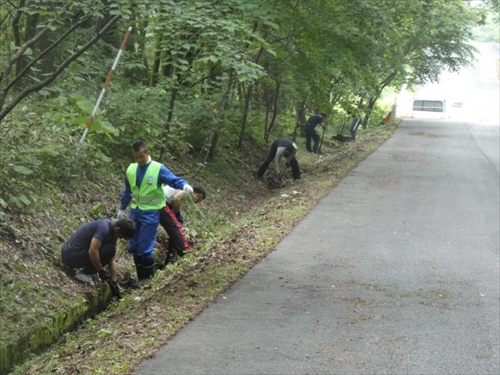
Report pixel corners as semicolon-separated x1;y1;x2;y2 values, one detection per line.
80;26;133;143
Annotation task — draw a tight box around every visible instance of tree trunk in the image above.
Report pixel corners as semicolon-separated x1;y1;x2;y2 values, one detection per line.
237;46;264;147
263;85;271;141
12;1;24;48
265;76;281;141
15;13;40;81
363;96;377;129
238;83;253;148
161;51;175;78
206;71;236;162
292;100;307;141
159;87;178;160
136;20;150;85
150;37;161;86
97;1;120;47
207;130;220;161
362;70;398;128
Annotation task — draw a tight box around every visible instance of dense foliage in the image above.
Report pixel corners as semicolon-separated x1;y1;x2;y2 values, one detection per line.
0;1;496;372
0;0;490;214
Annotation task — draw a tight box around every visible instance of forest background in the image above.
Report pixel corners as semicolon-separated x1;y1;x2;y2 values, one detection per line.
0;0;498;374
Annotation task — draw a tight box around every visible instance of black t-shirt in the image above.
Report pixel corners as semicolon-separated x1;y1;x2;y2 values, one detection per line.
305;114;324;129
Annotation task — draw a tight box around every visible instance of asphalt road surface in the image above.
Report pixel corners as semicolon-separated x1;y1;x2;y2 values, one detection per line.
134;118;500;375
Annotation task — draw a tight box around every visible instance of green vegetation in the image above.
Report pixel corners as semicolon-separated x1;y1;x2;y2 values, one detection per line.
473;13;500;43
0;0;494;373
5;123;396;375
472;0;500;42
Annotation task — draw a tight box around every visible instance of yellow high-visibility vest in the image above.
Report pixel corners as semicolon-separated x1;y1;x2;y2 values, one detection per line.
126;161;165;210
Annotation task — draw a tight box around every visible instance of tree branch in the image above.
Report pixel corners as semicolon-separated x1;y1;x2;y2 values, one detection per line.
0;1;71;110
3;1;71;79
188;68;231;88
0;14;121;122
6;11;86;92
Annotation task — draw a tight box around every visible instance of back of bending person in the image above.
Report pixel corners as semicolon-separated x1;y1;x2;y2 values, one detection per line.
159;185;206;264
255;139;301;180
304;113;326;154
61;218;135;298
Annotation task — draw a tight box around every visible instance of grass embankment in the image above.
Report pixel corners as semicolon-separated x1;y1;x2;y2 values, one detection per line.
1;122;397;375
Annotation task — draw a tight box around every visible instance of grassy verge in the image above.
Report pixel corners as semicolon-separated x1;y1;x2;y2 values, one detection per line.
5;122;397;375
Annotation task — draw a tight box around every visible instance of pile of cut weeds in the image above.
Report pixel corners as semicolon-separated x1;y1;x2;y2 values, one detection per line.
3;124;396;375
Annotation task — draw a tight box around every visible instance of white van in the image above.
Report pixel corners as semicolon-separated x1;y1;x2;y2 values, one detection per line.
412;99;448;119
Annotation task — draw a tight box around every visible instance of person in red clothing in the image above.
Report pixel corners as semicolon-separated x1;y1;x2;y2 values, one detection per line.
159;185;206;264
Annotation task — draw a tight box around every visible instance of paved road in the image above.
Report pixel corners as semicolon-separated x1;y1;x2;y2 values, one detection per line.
134;118;500;375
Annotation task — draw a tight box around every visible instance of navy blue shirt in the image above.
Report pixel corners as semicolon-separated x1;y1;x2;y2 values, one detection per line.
61;219;117;270
62;219;116;256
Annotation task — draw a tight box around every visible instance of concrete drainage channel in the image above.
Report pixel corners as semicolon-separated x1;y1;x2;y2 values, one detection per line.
0;285;111;375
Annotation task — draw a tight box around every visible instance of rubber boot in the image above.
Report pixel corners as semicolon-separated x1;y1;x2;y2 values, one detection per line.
139;256;156;280
130;255;143;289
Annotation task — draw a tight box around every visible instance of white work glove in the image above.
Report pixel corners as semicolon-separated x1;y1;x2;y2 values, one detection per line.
117;209;126;220
183;184;193;194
